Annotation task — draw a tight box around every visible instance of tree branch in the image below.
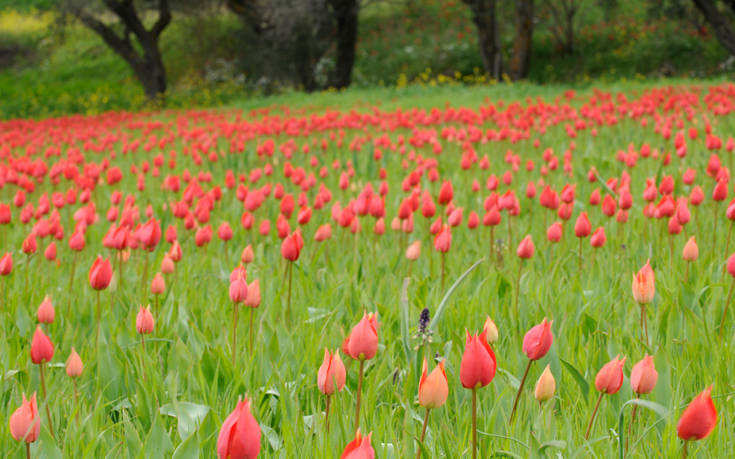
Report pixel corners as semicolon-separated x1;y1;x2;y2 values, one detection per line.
72;8;142;67
151;0;172;39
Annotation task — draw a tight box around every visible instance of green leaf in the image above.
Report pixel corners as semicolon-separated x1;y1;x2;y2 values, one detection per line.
430;257;485;330
617;399;668;459
561;359;589;399
38;428;63;459
538;439;567;451
171;431;200;459
400;277;412;363
159;402;210;440
261;423;283;451
145;415;174;458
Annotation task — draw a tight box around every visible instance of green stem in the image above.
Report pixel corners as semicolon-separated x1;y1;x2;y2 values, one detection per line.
472;387;477;459
325;394;331;433
718;280;735;339
232;302;238;366
509;359;533;424
416;407;431;459
585;392;604;440
355;359;365;432
39;362;55;440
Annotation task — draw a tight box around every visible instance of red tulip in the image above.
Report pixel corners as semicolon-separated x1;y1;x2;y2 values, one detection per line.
89;256;113;290
150;272;165;295
0;252;12;275
136;218;161;251
460;330;496;389
281;232;301;261
516;235;534;259
317;348;346;395
433;225;451;253
66;348;83;378
594;355;626;394
30;325;54;364
136;306;154;335
574;212;591;237
244;279;261;308
590;227;606;247
522;318;553;360
677;386;717;441
341;430;374;459
37;296;55;324
418;358;448;409
345;312;378;361
9;393;40;443
630;355;658;395
632;259;655;304
217;398;262;459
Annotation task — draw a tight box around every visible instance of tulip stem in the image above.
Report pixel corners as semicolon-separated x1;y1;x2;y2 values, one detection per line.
509;359;533;424
95;291;101;348
585;392;604;440
489;226;495;264
140;334;147;381
440;252;445;291
118;249;124;290
73;378;79;421
39;362;55;440
685;261;689;284
640;305;649;346
471;387;477;459
355;359;365;432
514;261;523;316
578;237;583;272
26;443;30;459
325;394;331;433
286;261;293;321
625;395;639;455
718;280;735;339
416;407;431;459
67;252;78;316
232;302;238;366
682;440;688;459
727;224;733;262
249;307;254;354
141;253;149;304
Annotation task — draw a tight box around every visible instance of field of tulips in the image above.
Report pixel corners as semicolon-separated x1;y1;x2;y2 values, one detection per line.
3;81;734;458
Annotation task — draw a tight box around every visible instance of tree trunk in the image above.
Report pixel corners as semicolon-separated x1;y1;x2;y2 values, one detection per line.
465;0;502;80
136;44;167;100
693;0;735;56
509;0;534;80
330;0;359;89
70;0;170;101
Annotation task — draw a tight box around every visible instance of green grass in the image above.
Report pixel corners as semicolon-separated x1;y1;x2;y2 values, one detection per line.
0;1;732;118
0;80;733;457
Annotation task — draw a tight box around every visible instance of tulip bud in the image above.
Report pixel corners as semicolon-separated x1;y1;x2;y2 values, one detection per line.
460;329;496;389
241;245;255;264
317;348;346;396
244;279;261;308
677;386;717;441
522;318;553;360
483;316;498;344
36;296;55;324
0;252;12;275
217;398;261;459
150;272;165;295
30;326;54;364
135;306;154;335
630;355;658;395
160;254;175;274
9;393;40;443
632;259;655;304
418;358;448;409
341;430;374;459
406;240;421;260
682;236;698;261
344;312;379;360
534;364;556;402
89;256;113;290
516;235;534;259
594;355;626;394
65;347;83;378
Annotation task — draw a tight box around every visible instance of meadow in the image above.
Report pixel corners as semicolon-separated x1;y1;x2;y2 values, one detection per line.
1;80;731;458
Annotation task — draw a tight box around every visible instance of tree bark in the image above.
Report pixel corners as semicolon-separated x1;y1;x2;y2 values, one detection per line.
71;0;170;100
464;0;502;80
509;0;534;80
329;0;359;89
693;0;735;56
